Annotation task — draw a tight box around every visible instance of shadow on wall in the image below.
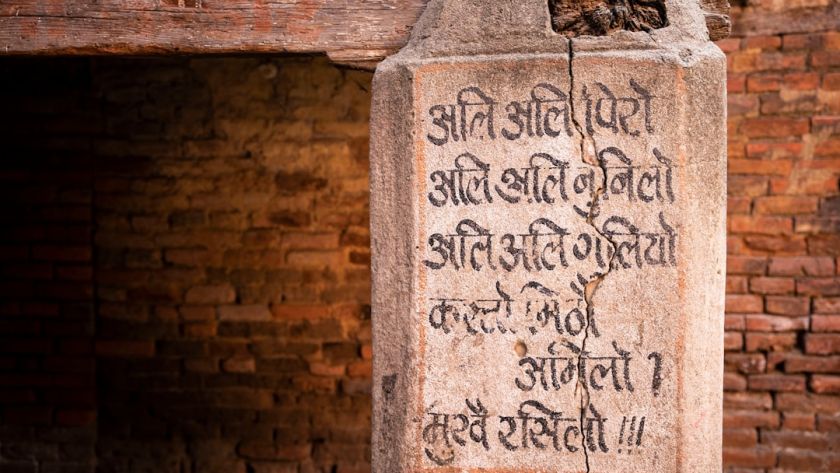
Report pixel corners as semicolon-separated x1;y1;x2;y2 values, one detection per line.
0;55;374;473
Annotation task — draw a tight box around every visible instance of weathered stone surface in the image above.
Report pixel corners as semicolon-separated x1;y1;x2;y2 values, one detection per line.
370;1;726;472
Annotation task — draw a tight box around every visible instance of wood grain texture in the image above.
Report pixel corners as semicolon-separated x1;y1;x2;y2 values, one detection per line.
0;0;735;64
0;0;428;63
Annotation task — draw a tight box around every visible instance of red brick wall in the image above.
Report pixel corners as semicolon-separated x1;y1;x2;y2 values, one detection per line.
0;56;373;473
0;59;98;473
721;24;840;472
0;12;838;473
91;57;372;473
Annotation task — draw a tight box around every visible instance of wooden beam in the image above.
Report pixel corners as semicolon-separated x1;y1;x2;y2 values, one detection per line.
0;0;734;67
0;1;429;65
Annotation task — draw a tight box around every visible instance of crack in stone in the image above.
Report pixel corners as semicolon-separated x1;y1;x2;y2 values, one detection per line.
567;36;619;473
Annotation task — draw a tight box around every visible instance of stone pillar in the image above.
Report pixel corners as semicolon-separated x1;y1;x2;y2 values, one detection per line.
370;1;727;471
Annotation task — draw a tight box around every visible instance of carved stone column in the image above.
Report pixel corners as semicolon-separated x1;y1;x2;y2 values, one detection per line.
370;1;727;471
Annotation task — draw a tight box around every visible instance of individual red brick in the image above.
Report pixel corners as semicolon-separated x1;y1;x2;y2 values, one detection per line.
724;391;772;410
723;447;776;468
745;314;807;331
781;174;840;196
179;305;216;322
796;216;840;234
756;52;806;71
782;411;815;430
762;93;818;117
726;314;745;331
723;428;757;448
723;410;780;429
812;116;840;134
754;195;818;214
749;277;794;295
778;450;831;471
728;158;792;176
728;94;759;117
769;256;835;276
763;430;836;450
748;373;806;392
814;138;840;158
812;51;840;67
746;332;797;352
785;72;820;90
725;353;766;374
777;393;840;413
765;296;810;316
746;141;803;159
728;175;769;196
744;35;781;51
746;73;782;92
726;294;764;313
730;51;758;73
217;304;271;321
184;283;236;304
806;334;840;355
825;72;840;91
813;315;840;332
309;361;345;377
818;414;840;431
183;322;216;338
739;117;810;138
784;355;840;373
744;235;807;253
727;196;752;215
815;297;840;314
724;372;747;391
726;275;749;293
164;248;211;267
826;31;840;49
729;216;792;235
727;256;768;275
811;375;840;393
797;278;840;296
272;304;330;320
347;360;371;378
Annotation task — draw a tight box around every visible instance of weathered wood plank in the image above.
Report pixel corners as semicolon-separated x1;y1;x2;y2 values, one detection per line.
0;0;736;64
0;0;428;62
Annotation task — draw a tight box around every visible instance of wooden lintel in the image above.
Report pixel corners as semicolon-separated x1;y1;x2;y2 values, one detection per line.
0;0;739;67
0;1;429;65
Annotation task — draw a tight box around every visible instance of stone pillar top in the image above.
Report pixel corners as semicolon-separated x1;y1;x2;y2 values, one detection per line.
400;0;714;60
